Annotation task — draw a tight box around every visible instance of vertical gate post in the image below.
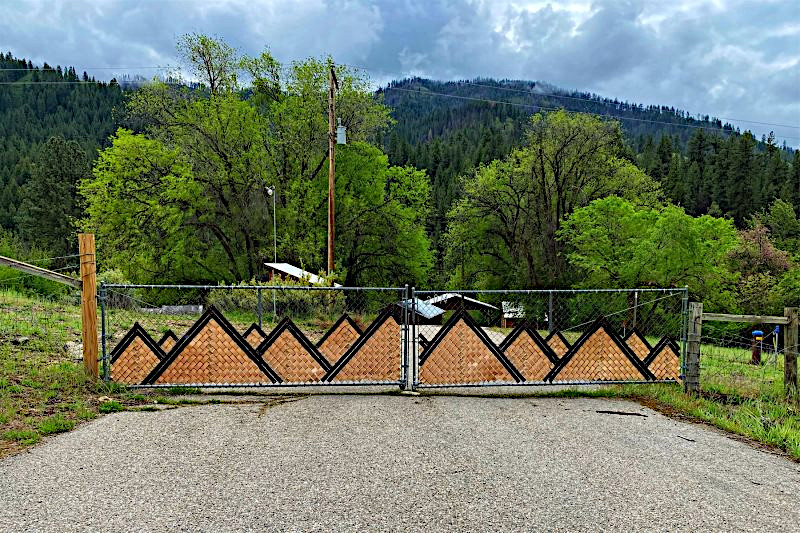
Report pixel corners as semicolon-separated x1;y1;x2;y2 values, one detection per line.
684;302;702;393
79;233;98;380
548;291;554;334
784;307;798;397
400;285;408;390
411;287;418;391
100;282;108;382
257;288;263;329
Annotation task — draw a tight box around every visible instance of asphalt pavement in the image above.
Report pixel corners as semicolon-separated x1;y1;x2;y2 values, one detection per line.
2;394;799;532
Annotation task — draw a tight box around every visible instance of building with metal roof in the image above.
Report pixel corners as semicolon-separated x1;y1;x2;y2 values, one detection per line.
395;298;446;325
424;293;498;312
265;262;342;287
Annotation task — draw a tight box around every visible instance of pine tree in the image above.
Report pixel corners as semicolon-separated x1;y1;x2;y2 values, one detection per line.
16;137;88;255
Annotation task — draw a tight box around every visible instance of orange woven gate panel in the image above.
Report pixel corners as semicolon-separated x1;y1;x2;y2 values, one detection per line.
324;311;401;383
316;315;362;365
143;307;279;385
157;330;178;353
257;318;330;382
419;310;522;384
547;319;654;382
645;338;681;381
243;324;267;349
499;326;557;381
624;329;651;362
110;323;165;384
546;331;571;358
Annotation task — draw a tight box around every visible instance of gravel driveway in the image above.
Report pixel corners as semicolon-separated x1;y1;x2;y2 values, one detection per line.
2;394;799;532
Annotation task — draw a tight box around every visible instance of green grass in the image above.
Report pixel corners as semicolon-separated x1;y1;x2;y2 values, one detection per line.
98;400;124;413
2;429;40;445
38;414;76;435
2;287;799;461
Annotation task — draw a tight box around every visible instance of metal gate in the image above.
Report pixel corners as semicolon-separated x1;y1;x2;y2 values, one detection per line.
410;288;688;388
101;284;409;388
100;284;687;389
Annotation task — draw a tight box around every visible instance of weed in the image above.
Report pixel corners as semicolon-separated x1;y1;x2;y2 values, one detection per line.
98;401;124;413
2;429;40;445
38;414;75;436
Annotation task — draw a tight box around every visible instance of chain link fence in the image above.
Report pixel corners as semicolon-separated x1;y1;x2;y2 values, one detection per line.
101;284;407;387
410;288;688;387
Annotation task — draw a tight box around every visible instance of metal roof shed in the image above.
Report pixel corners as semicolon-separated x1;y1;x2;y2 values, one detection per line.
395;298;445;325
424;293;499;312
265;262;342;287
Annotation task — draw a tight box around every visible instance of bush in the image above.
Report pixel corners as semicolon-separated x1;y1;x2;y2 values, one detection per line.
206;275;346;320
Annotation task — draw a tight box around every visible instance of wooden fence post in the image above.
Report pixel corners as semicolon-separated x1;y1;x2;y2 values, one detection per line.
685;302;703;393
784;307;798;398
79;234;98;380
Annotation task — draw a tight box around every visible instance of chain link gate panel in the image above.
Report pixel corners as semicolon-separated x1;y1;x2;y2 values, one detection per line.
410;288;688;388
101;284;409;388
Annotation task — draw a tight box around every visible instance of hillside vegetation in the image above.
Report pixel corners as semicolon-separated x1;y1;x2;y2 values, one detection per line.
0;37;798;323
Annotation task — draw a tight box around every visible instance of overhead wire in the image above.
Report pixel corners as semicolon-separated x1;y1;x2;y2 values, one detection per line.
0;264;80;285
381;85;800;140
341;62;800;132
0;61;797;138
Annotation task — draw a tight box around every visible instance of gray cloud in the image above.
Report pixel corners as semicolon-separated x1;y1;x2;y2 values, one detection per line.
1;0;798;144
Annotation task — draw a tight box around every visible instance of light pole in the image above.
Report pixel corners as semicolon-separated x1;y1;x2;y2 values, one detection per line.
266;185;277;318
265;186;277;264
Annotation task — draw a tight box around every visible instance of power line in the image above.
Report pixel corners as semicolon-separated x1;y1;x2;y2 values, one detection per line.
0;79;179;86
1;61;797;137
0;66;169;71
343;62;800;132
382;85;800;140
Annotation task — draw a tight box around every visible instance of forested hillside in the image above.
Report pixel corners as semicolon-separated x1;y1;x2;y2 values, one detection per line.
0;52;124;251
1;41;799;318
381;78;798;261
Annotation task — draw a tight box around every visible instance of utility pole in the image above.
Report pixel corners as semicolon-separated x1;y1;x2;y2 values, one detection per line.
327;62;338;275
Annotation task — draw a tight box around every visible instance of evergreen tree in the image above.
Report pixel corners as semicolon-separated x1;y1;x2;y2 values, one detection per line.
16;137;87;255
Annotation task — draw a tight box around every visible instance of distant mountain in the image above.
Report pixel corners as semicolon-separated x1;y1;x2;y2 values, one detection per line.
379;77;754;147
0;52;796;266
378;78;798;274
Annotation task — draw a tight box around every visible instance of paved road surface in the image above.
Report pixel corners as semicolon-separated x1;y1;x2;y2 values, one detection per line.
2;395;799;532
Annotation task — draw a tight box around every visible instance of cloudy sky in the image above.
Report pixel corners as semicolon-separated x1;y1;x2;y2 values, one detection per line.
2;0;798;144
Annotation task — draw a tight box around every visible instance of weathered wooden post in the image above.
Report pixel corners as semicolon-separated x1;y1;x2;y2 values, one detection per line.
784;307;798;398
79;233;98;380
685;302;702;393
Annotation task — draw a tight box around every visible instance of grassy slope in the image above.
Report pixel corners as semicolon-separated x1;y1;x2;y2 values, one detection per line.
0;290;96;454
1;289;798;460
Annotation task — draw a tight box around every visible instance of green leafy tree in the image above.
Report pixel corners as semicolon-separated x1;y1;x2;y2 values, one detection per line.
81;34;426;286
559;196;739;308
444;110;660;289
333;143;433;286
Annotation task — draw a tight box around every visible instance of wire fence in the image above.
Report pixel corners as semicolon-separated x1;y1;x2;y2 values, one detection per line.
699;328;794;401
410;288;688;387
0;286;83;359
101;283;407;387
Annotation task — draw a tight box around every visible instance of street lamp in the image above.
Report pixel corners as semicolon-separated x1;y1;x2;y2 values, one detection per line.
266;185;277;319
265;185;277;264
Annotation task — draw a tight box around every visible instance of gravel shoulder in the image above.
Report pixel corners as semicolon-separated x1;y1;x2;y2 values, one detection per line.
2;395;799;532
